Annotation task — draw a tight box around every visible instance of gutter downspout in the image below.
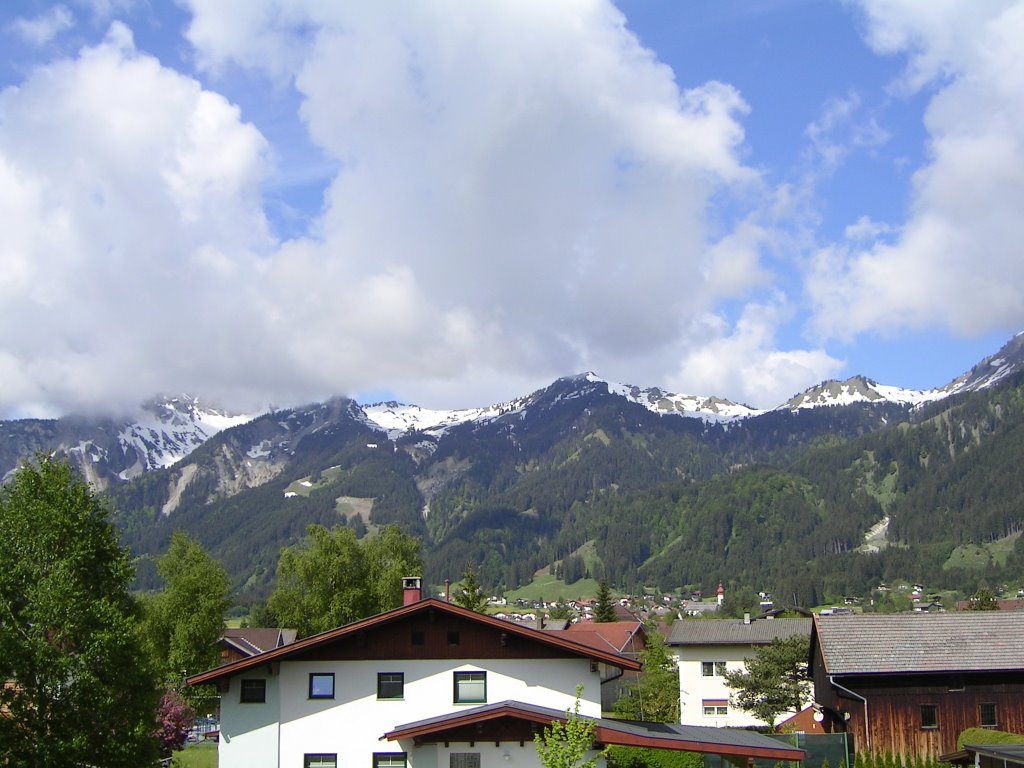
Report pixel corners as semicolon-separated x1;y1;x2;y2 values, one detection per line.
830;676;870;753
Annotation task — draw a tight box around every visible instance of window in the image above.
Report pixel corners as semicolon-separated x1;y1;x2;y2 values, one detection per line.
378;672;404;700
701;661;727;677
447;630;460;646
309;673;335;699
239;679;266;703
373;754;407;768
304;754;337;768
411;630;425;646
920;704;938;729
702;699;729;716
453;671;486;703
981;703;998;728
450;755;481;768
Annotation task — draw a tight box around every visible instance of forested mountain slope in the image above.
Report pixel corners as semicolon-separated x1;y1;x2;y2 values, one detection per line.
6;336;1024;606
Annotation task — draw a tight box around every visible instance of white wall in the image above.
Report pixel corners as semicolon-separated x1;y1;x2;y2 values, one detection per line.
218;669;281;768
674;644;764;728
221;657;602;768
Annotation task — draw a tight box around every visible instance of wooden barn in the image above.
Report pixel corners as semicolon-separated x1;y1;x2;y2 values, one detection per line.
810;613;1024;758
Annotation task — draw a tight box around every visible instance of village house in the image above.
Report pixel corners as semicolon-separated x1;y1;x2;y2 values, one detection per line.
189;578;804;768
667;615;812;727
811;612;1024;758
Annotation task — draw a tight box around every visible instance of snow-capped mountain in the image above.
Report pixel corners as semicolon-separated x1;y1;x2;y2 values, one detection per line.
0;395;257;487
362;333;1024;439
361;373;761;440
782;375;944;411
117;396;259;474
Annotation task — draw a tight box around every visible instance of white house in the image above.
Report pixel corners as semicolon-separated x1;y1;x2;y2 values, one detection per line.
667;616;812;728
189;579;805;768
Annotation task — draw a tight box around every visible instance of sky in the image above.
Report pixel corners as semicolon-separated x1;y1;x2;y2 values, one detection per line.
1;0;1022;419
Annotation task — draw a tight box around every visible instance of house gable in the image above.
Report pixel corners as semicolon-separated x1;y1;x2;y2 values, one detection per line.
189;599;639;687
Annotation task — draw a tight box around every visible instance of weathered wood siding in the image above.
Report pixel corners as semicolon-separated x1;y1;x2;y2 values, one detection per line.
821;672;1024;758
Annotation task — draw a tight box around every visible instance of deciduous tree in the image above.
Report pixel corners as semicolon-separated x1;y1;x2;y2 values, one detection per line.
611;623;679;723
141;530;230;707
534;685;600;768
0;457;159;766
268;523;421;636
723;634;810;727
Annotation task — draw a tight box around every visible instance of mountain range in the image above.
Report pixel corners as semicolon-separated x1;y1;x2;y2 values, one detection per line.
5;332;1024;608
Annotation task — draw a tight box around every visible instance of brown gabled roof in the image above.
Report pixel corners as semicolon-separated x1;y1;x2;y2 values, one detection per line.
382;700;805;760
814;612;1024;675
188;599;640;686
558;620;646;655
667;618;810;646
219;628;298;656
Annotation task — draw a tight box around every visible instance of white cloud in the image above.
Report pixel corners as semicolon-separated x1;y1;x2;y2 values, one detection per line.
0;24;274;416
674;302;845;408
808;0;1024;340
9;5;75;46
170;1;765;409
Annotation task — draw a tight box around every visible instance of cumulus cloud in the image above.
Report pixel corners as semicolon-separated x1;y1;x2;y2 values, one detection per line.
175;1;764;408
0;23;274;416
9;5;75;46
674;302;845;408
3;2;862;417
808;0;1024;340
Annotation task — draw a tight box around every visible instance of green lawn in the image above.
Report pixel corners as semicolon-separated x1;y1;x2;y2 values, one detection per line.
172;742;217;768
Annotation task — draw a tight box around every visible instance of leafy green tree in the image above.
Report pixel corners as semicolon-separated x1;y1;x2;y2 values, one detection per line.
966;588;1001;610
612;623;680;723
268;523;421;636
548;600;572;621
723;634;811;727
141;530;230;707
454;564;489;612
365;524;423;611
534;684;599;768
594;580;616;623
0;457;160;767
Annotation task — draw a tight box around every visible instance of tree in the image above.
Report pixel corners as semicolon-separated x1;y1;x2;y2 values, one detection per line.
152;689;195;758
723;634;811;727
454;564;489;612
268;523;421;636
534;684;600;768
967;588;1001;610
611;623;680;723
594;580;616;623
0;457;159;766
141;530;230;707
548;600;572;621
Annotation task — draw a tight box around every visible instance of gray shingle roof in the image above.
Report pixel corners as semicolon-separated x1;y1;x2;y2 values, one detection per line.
666;618;811;646
814;612;1024;675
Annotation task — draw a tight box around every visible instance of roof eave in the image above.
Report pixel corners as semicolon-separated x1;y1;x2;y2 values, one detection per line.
188;599;638;686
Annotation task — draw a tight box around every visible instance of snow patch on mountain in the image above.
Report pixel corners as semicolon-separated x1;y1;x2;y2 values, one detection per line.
118;396;257;471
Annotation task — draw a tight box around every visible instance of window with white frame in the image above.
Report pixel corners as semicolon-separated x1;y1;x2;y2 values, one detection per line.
701;661;727;677
304;755;337;768
453;671;486;703
373;753;407;768
702;699;728;716
377;672;404;700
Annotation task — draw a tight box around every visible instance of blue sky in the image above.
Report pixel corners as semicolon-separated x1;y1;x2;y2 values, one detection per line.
0;1;1021;418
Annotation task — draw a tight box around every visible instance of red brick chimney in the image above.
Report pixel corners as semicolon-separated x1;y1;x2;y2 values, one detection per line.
402;576;423;606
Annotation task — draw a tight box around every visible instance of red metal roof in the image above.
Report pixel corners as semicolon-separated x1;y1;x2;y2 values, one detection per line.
382;700;805;760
